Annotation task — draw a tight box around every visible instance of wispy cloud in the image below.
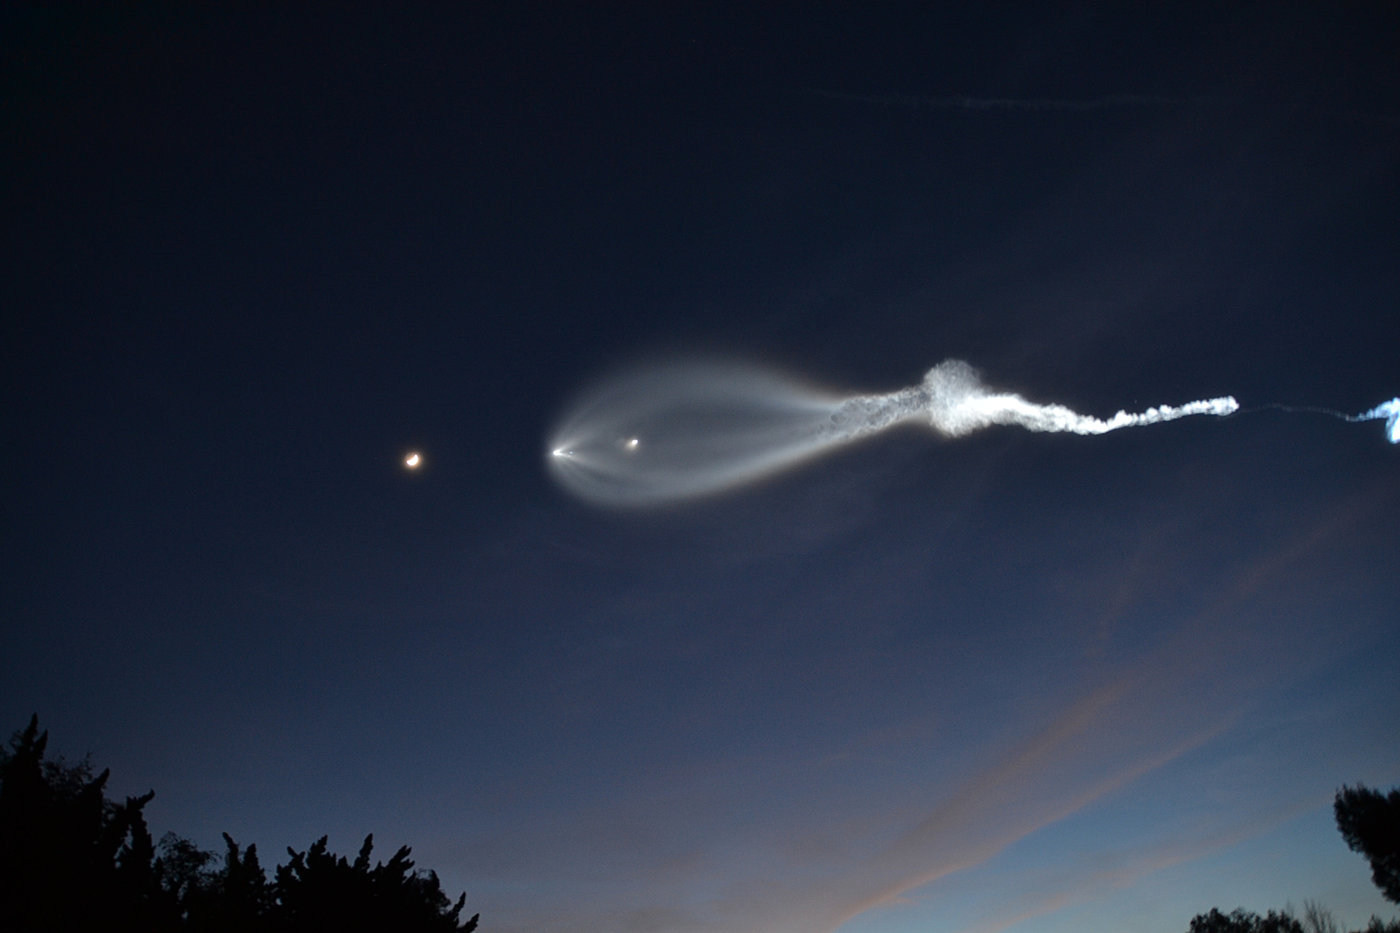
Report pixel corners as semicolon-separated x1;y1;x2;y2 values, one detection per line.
473;670;1235;933
463;479;1397;933
954;798;1322;933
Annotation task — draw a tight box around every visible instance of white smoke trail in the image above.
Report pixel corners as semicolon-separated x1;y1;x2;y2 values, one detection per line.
1349;398;1400;443
918;360;1239;437
547;360;1239;507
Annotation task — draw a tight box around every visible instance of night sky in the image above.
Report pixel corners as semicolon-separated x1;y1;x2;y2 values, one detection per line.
4;6;1399;933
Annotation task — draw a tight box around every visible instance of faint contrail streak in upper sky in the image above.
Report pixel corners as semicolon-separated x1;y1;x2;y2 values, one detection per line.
547;359;1395;507
794;87;1192;112
788;87;1400;125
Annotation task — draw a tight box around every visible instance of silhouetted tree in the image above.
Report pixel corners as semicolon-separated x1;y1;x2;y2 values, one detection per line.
1;718;479;932
155;832;220;925
1188;908;1304;933
1336;784;1400;904
0;715;175;932
173;832;274;933
272;834;477;932
1301;899;1342;933
1184;779;1400;933
1357;919;1400;933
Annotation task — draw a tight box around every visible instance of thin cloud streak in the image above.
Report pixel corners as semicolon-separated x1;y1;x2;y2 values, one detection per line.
468;469;1396;933
478;672;1236;933
824;684;1235;933
954;798;1323;933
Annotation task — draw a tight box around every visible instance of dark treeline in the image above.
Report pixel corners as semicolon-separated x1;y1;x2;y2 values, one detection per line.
3;715;1395;933
0;717;479;932
1187;905;1398;933
1186;783;1400;933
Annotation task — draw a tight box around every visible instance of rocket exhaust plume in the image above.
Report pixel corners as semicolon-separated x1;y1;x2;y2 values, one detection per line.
547;359;1252;507
548;359;1394;507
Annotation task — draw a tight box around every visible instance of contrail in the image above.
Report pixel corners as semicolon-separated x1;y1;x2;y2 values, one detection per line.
786;87;1400;127
915;360;1238;437
792;87;1192;113
547;360;1248;506
547;359;1396;506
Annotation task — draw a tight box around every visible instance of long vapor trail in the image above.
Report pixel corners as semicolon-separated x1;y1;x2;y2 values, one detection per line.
547;360;1245;507
547;359;1397;507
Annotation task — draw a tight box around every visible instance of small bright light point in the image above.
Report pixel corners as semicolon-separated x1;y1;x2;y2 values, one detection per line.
625;437;640;451
404;452;422;469
552;447;569;458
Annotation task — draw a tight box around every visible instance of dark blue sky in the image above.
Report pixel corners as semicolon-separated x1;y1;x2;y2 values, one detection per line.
4;6;1398;933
